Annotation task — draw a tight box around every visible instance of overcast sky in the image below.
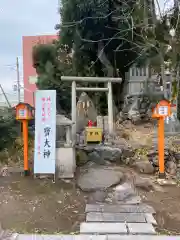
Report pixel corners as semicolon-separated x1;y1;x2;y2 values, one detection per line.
0;0;59;92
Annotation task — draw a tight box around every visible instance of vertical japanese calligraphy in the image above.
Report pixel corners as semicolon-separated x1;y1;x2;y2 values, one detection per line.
41;96;51;122
43;126;51;158
38;133;41;156
34;90;56;174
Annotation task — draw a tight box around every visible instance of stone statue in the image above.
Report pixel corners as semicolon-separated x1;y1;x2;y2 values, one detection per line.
76;92;97;133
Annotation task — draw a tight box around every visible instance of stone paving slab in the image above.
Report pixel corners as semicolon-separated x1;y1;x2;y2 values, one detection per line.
127;223;156;235
16;235;106;240
145;213;157;225
107;236;179;240
86;212;146;223
80;222;127;234
16;235;180;240
85;204;155;214
17;235;65;240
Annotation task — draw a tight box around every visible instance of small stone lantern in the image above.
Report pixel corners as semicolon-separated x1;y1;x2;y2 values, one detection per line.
56;115;76;179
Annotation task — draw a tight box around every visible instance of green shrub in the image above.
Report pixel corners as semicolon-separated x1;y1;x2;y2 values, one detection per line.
0;108;19;151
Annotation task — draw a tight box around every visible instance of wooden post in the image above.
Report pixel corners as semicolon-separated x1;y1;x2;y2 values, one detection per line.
152;100;171;178
22;120;29;176
158;117;165;178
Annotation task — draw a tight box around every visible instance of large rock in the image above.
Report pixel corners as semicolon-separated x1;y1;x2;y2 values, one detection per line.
121;148;135;158
77;168;123;191
148;148;178;175
77;145;123;164
88;152;105;165
76;149;89;166
114;182;136;201
94;146;122;162
88;190;107;203
121;148;135;165
132;161;154;174
164;111;180;133
165;161;177;175
76;92;97;133
134;176;155;192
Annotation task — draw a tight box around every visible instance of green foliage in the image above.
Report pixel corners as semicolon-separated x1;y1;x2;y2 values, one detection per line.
0;108;19;151
33;0;179;114
59;0;146;77
57;0;158;110
32;43;73;114
172;79;178;99
168;7;180;120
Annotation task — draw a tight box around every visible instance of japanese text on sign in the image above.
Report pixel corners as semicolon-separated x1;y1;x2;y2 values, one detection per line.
34;90;56;174
43;127;51;158
19;109;27;118
158;106;168;116
41;96;51;122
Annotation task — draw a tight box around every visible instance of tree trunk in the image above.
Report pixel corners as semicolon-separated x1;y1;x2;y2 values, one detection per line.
97;41;118;116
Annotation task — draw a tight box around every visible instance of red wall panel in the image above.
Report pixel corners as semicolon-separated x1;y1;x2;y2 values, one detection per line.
23;35;57;106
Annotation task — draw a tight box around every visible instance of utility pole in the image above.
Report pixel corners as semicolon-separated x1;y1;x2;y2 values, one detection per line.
16;57;21;103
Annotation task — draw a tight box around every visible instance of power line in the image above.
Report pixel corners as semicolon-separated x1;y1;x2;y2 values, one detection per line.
0;84;11;108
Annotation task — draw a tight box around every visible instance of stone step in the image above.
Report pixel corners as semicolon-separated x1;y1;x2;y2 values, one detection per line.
80;222;127;234
85;204;155;214
127;223;156;234
16;235;180;240
145;213;157;225
86;212;147;223
86;212;157;225
80;222;156;235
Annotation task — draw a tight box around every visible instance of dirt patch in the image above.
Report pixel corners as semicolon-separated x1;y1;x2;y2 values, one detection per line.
120;167;180;235
1;165;180;235
0;175;87;234
140;185;180;235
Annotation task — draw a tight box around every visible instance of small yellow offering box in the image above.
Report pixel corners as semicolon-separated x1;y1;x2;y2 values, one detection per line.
85;127;103;143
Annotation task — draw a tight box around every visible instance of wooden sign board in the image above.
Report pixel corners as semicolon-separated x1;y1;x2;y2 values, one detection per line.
152;100;171;118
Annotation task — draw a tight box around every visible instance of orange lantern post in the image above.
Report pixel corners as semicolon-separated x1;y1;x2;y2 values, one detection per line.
15;103;34;176
152;100;171;178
